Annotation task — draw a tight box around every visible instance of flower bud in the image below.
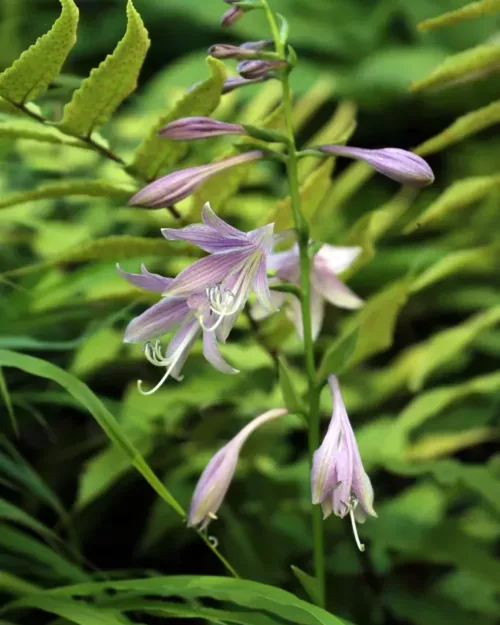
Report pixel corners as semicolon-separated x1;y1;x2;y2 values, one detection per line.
237;59;286;79
222;75;271;93
221;6;244;27
159;117;245;141
188;408;287;529
317;145;434;187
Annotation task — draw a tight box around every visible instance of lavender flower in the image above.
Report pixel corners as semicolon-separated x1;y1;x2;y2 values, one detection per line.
222;75;271;93
209;41;271;59
159;117;245;141
254;243;363;339
237;59;286;79
221;6;244;27
311;376;376;551
189;408;288;529
317;145;434;187
162;202;277;341
129;151;265;208
118;264;238;395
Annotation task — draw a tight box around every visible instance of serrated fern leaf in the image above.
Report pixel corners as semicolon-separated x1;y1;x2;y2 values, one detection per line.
0;120;88;148
0;0;78;105
419;0;500;32
59;0;150;138
411;42;500;91
130;57;226;180
416;100;500;155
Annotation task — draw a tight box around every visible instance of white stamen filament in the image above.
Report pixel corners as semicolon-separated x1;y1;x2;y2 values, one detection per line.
347;495;365;552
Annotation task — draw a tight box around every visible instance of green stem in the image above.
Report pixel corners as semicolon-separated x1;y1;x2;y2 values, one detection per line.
260;0;325;608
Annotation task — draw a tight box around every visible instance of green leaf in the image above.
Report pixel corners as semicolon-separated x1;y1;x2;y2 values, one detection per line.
0;120;89;148
418;0;500;32
0;180;136;211
405;427;499;460
2;235;195;279
410;244;500;292
0;350;185;517
290;566;321;606
131;57;226;180
410;42;500;92
0;368;17;436
0;498;57;541
0;571;40;596
415;100;500;156
409;306;500;391
7;595;125;625
317;328;359;382
405;175;500;232
59;0;150;138
45;576;346;625
0;0;78;105
274;159;334;231
278;357;306;415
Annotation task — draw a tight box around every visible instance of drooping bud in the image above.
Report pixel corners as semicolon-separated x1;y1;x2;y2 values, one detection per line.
129;150;265;208
188;408;288;529
240;39;273;51
237;59;286;79
311;375;377;552
159;117;245;141
221;6;244;27
222;75;271;93
317;145;434;187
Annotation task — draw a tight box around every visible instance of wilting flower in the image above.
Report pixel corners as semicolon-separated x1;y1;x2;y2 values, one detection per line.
237;59;286;79
159;117;245;141
317;145;434;187
119;264;238;395
162;202;277;341
209;41;271;59
222;75;271;93
254;243;363;339
189;408;288;529
221;6;244;27
311;376;376;551
129;151;265;208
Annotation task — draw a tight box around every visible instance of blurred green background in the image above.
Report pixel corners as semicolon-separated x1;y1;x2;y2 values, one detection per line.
1;1;500;624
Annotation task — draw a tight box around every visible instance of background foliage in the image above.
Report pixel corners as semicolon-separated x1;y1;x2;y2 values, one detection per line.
0;1;499;624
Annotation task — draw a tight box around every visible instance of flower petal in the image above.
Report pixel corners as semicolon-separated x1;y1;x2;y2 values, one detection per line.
253;258;275;312
117;264;173;293
314;244;362;275
312;271;363;310
162;223;251;253
202;202;248;239
123;298;189;343
203;331;239;374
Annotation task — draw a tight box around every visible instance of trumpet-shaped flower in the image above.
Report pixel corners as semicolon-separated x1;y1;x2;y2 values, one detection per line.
189;408;288;529
254;243;363;339
317;145;434;187
129;151;265;208
311;376;376;551
118;264;238;395
162;202;277;341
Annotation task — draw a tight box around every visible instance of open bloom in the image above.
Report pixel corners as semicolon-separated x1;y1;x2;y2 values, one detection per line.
162;203;277;341
254;243;363;339
311;376;376;551
129;151;265;208
119;264;238;395
189;408;287;529
317;145;434;187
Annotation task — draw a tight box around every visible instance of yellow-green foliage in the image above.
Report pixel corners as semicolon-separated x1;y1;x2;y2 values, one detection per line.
419;0;500;31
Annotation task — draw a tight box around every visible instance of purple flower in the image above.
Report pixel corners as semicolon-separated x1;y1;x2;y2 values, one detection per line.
254;243;363;339
311;376;376;551
188;408;287;529
221;6;244;27
317;145;434;187
162;203;277;342
209;41;270;59
237;59;286;79
118;264;238;395
159;117;245;141
129;150;265;208
222;75;271;93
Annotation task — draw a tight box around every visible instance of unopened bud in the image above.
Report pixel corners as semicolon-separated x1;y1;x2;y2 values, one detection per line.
159;117;245;141
209;44;258;60
221;6;244;27
222;75;271;93
237;59;286;79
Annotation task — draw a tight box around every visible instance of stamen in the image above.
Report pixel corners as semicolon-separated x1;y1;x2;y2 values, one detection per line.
347;495;365;552
207;284;238;316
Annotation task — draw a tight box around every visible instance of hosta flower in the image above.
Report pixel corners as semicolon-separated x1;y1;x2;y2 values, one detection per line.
159;117;245;141
222;75;271;93
311;376;377;551
162;202;277;341
254;243;363;339
221;6;244;27
237;59;286;79
209;40;271;59
317;145;434;187
119;264;238;395
129;151;265;208
189;408;287;529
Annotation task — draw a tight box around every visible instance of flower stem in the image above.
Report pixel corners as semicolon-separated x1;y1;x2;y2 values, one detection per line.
260;0;325;608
